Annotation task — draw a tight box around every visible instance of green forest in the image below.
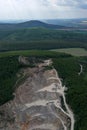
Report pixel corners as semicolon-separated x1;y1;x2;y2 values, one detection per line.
0;28;87;51
0;56;21;105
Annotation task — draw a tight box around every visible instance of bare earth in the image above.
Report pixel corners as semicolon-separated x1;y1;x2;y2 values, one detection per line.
0;57;74;130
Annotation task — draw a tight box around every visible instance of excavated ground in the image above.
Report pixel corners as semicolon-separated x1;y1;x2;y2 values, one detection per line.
0;56;74;130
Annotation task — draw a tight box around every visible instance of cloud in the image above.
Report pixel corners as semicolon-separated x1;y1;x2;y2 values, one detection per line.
46;0;87;9
0;0;87;20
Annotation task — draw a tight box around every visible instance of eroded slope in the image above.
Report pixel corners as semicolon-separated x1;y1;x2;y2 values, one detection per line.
0;57;74;130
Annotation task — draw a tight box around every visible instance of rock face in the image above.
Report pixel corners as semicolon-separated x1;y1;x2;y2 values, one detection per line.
0;58;74;130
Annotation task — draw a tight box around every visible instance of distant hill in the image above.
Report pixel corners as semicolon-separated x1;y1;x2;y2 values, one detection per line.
0;20;70;30
1;19;87;30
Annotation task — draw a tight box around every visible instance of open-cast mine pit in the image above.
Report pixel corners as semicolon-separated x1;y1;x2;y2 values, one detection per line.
0;57;74;130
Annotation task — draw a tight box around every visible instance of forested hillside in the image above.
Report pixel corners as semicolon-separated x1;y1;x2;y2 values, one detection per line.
0;28;87;51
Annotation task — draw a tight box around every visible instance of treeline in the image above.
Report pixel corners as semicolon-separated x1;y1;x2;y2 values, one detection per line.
0;40;87;52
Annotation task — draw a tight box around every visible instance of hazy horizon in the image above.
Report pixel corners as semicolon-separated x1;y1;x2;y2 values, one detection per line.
0;17;87;24
0;0;87;20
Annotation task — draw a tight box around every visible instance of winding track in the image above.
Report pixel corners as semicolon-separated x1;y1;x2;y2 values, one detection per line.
78;64;83;75
51;69;75;130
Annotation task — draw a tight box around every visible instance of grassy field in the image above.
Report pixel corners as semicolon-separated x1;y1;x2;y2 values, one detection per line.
0;50;71;58
51;48;87;56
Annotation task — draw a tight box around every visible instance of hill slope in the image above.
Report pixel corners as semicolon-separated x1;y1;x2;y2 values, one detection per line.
0;28;87;51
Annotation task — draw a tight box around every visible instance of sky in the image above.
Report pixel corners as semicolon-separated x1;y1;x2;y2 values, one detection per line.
0;0;87;20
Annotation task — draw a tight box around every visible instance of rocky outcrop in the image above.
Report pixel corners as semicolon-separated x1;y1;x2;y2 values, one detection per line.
0;57;74;130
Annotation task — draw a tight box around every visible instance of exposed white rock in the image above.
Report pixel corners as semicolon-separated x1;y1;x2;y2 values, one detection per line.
0;58;74;130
